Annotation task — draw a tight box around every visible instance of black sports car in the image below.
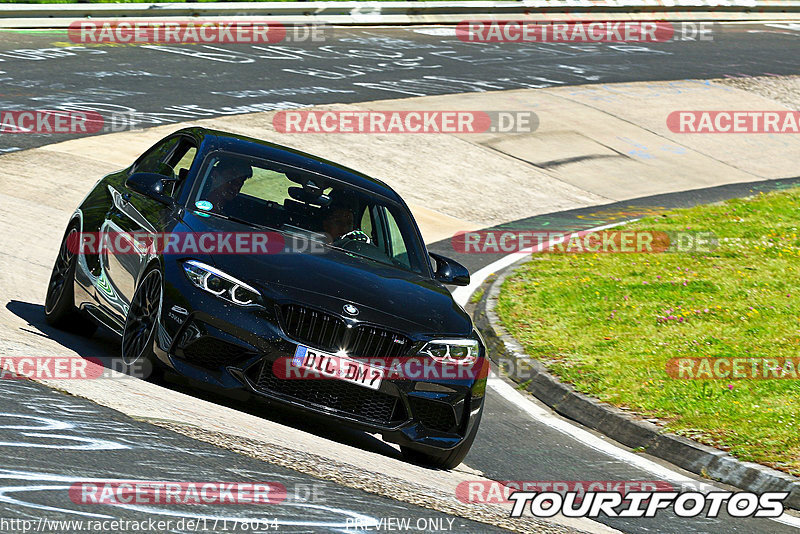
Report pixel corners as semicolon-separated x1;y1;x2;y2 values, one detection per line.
45;127;488;469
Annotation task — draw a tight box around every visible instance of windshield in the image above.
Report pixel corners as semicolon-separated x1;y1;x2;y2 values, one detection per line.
192;151;427;275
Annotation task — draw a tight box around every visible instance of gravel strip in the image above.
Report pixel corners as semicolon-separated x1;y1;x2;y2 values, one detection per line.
715;75;800;110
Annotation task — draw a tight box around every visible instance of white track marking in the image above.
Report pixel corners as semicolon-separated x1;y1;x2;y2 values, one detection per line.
488;377;800;528
452;221;625;305
454;223;800;528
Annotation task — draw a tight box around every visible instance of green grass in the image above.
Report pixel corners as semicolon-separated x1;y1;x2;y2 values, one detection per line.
469;287;485;304
496;187;800;475
239;168;296;204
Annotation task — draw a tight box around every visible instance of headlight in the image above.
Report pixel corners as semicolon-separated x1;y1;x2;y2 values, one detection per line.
420;339;479;365
183;260;262;307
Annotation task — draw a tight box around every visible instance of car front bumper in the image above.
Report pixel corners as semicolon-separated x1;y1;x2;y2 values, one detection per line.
154;262;488;452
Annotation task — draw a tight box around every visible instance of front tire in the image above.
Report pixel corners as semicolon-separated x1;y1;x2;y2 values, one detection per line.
44;225;97;336
400;407;483;470
121;268;163;379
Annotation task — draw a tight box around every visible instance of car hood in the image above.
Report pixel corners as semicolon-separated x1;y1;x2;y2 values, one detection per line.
183;212;471;335
247;251;470;334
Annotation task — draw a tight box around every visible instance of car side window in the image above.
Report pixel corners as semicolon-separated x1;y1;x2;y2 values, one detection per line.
173;146;197;176
360;206;375;242
132;137;180;175
378;207;411;269
165;140;198;197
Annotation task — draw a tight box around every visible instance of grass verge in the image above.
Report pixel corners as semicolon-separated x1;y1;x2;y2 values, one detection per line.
496;187;800;475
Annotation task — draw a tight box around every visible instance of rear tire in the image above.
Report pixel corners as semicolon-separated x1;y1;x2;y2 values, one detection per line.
400;407;483;470
44;225;97;336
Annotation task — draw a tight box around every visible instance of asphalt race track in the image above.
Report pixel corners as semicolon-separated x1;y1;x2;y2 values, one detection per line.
1;23;800;152
1;23;800;534
0;378;508;534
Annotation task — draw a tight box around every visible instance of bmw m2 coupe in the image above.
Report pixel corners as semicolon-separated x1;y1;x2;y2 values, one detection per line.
45;127;487;469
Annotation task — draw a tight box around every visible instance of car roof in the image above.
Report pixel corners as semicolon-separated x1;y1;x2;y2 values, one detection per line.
176;127;405;203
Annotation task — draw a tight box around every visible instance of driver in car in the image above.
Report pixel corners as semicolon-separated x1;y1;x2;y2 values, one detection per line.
322;198;371;245
205;158;253;210
323;206;355;242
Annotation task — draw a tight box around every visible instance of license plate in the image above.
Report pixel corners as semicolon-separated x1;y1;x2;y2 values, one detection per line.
292;345;384;390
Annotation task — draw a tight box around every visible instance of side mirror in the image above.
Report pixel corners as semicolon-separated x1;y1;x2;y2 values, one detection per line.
429;252;470;287
126;172;175;206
